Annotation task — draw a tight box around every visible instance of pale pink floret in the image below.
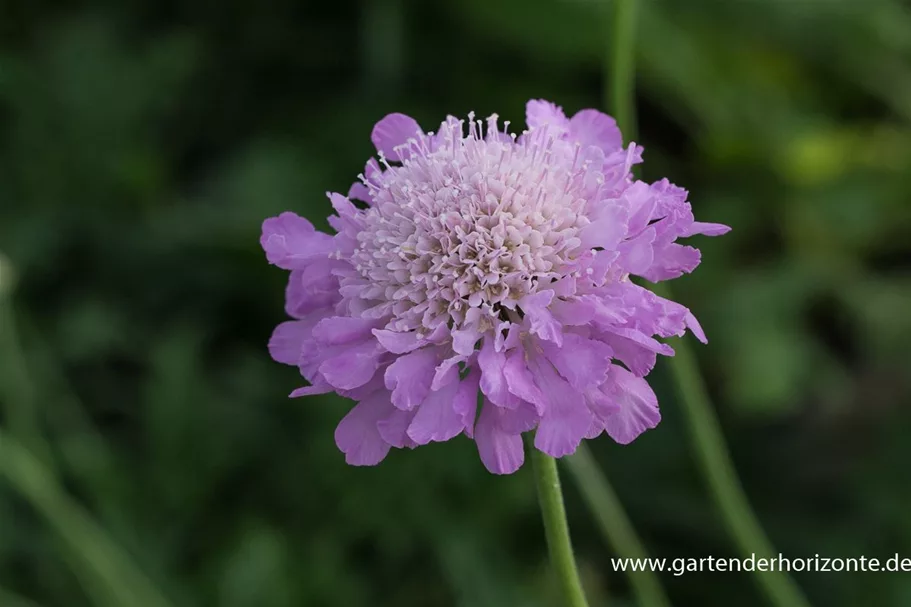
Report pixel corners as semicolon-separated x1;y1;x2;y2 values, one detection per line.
263;100;729;473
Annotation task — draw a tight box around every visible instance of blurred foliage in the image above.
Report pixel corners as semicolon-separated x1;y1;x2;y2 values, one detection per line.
1;0;910;605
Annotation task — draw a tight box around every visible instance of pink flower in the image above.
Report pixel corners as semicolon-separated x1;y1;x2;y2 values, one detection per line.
262;100;729;473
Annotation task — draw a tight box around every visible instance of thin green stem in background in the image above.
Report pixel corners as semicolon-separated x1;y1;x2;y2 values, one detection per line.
0;433;174;607
0;585;46;607
362;0;405;93
564;445;672;607
605;1;812;605
1;260;170;607
0;293;56;475
530;446;591;607
608;0;639;140
649;290;813;607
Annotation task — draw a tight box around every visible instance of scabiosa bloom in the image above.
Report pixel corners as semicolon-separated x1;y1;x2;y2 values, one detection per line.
262;100;729;474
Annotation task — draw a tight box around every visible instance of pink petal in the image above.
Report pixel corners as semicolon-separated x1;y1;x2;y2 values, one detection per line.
268;320;311;366
604;327;675;357
541;334;613;391
600;332;659;377
347;181;372;204
377;406;417;448
406;369;463;445
685;310;708;344
339;373;387;402
549;297;597;326
579;205;629;251
579;293;629;326
334;392;394;466
585;417;606;439
530;358;593;458
384;347;438;410
432;354;464;390
474;399;525;474
372;329;426;354
569;109;623;153
371;113;423;161
451;326;481;356
534;401;592;458
584;383;620;421
603;366;661;444
260;212;334;270
285;264;340;318
478;338;523;409
525;99;570;132
319;341;382;390
503;348;546;414
289;380;333;398
452;368;481;438
328;192;358;217
682;222;731;237
642;244;701;282
497;402;540;434
620;182;657;236
311;316;377;346
617;226;656;275
519;290;563;346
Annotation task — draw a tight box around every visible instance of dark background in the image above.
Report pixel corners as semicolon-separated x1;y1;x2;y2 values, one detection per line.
1;0;910;605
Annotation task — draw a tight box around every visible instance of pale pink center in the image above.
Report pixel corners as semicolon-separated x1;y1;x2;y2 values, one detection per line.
348;116;600;336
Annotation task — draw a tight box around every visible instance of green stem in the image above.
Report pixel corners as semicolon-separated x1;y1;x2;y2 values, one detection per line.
530;447;590;607
0;294;56;475
0;585;45;607
605;1;812;605
608;0;639;140
650;292;812;607
0;432;174;607
564;445;671;607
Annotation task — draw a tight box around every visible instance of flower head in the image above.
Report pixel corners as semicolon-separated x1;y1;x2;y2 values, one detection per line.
262;100;729;473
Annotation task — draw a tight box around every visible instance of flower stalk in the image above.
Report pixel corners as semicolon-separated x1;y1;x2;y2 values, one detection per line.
565;444;672;607
657;320;813;607
605;1;811;605
530;445;591;607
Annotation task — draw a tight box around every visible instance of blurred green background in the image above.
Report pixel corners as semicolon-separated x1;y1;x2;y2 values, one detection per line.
1;0;910;605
